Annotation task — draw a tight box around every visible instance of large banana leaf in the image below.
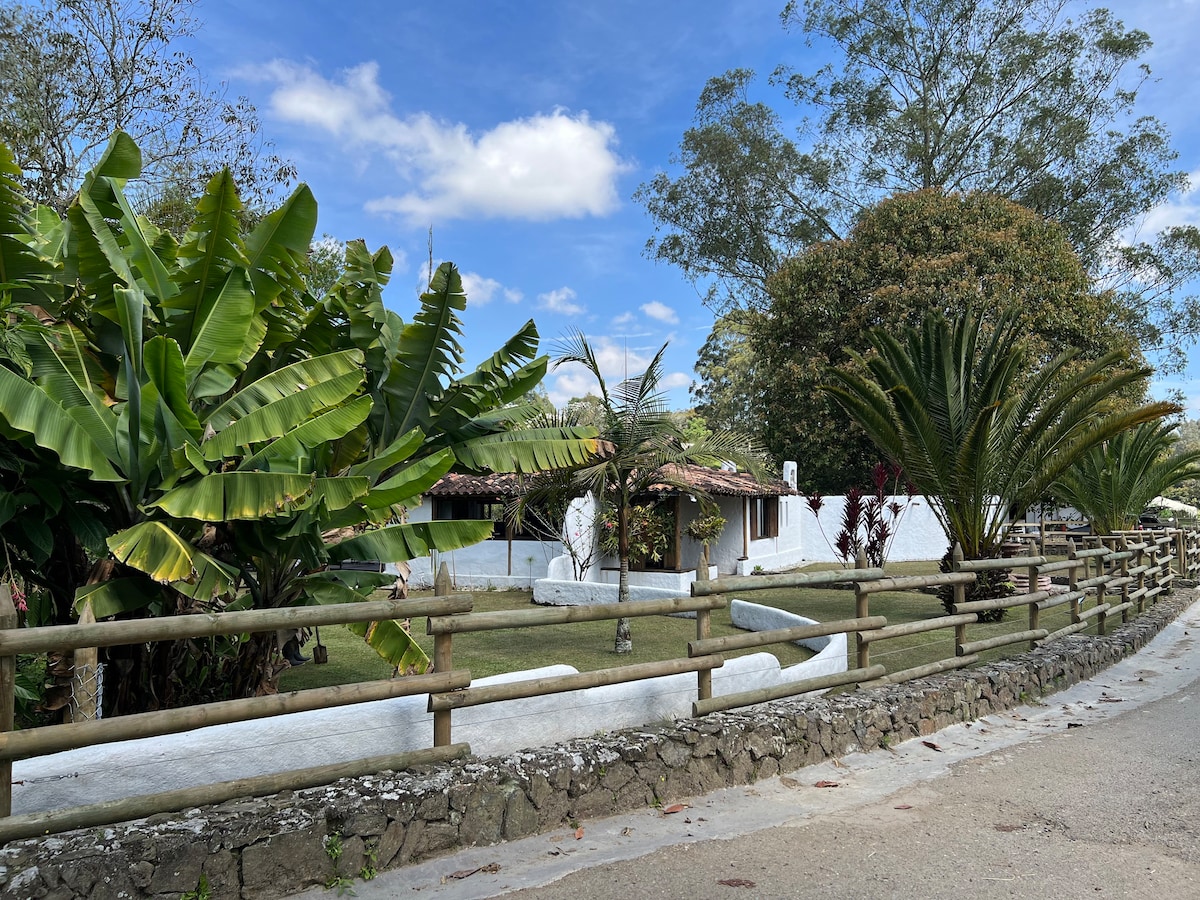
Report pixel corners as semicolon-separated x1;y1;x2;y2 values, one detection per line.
307;476;371;512
207;349;365;429
240;396;374;471
74;578;167;619
203;369;365;460
108;521;197;583
0;365;121;480
151;472;314;521
360;448;456;510
327;520;494;563
384;262;467;438
144;335;203;444
0;144;54;301
450;427;598;473
30;327;120;461
172;551;239;603
347;618;430;674
165;170;254;375
243;184;317;311
350;427;424;480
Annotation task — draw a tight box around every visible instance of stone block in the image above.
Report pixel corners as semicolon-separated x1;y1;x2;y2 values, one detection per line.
241;829;328;899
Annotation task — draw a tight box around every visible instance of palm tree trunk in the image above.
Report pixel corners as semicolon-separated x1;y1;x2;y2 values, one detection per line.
615;504;632;653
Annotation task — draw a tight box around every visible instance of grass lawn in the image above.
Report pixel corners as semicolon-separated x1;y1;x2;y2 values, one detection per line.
279;557;1114;692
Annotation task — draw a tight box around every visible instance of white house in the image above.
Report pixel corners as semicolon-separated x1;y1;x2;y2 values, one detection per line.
405;464;804;602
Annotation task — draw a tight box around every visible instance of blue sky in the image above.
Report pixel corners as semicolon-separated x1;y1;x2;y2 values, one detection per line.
189;0;1200;412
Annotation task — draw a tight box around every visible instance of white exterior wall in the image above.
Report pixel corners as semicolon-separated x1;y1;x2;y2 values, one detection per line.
403;500;564;590
797;494;947;563
709;494;808;576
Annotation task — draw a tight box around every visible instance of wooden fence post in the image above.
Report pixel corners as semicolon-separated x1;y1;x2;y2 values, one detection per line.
0;585;15;818
432;564;454;747
1068;542;1081;627
1027;550;1041;651
951;543;968;652
67;602;99;724
695;553;712;703
854;550;870;671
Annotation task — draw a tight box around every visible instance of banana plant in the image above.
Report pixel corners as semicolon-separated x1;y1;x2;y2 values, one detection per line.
0;133;599;703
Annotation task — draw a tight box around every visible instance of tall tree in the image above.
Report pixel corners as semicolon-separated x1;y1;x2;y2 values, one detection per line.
756;189;1143;489
0;0;293;213
641;0;1199;372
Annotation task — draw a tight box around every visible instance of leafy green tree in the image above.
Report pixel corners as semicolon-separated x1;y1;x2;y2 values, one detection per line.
825;308;1175;566
1166;418;1200;508
1053;423;1200;534
551;334;762;653
759;189;1141;489
0;0;293;213
641;1;1196;346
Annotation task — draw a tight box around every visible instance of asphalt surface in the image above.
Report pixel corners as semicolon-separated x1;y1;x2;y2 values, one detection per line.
292;597;1200;900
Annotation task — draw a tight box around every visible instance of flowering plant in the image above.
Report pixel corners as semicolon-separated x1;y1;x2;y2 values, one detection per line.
596;502;673;564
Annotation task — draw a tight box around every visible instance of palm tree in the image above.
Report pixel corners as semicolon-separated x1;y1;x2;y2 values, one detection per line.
824;309;1177;563
555;333;762;653
1053;422;1200;535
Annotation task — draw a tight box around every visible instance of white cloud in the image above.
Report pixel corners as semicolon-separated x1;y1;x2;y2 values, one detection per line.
1139;168;1200;236
249;60;628;223
611;311;637;328
640;301;679;324
504;288;524;304
538;287;586;316
544;336;690;405
460;271;501;305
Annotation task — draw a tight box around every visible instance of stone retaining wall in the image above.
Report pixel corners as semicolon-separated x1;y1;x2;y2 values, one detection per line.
1;592;1191;900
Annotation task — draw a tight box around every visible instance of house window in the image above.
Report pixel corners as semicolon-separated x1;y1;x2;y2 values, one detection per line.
749;496;778;539
432;496;537;540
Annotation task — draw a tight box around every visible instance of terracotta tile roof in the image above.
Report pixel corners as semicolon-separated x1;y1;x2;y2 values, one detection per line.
425;465;794;498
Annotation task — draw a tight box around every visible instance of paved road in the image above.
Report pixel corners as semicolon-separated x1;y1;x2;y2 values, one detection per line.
293;599;1200;900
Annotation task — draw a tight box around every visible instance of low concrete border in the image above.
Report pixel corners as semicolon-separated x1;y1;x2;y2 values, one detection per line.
1;592;1190;900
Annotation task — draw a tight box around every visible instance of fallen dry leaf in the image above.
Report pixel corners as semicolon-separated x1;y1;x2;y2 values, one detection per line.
621;827;634;836
717;878;757;888
480;863;500;874
1067;722;1084;729
662;803;689;815
921;740;944;752
447;866;483;880
574;827;585;840
1098;697;1124;703
894;804;913;810
831;757;846;768
995;824;1021;833
779;776;802;789
548;835;564;843
813;780;841;788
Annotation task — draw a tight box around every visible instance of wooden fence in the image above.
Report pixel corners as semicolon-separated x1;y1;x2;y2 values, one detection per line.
0;527;1194;841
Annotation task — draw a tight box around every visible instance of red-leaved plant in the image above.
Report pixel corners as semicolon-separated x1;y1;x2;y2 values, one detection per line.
807;464;915;567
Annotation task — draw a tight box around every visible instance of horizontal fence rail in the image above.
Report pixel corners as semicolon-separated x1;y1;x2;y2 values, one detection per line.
0;589;478;836
0;526;1193;842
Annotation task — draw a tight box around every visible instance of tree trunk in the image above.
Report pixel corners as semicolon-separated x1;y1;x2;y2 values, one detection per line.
615;503;632;653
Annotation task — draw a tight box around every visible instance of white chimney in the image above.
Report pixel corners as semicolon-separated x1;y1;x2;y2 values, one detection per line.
782;461;798;490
